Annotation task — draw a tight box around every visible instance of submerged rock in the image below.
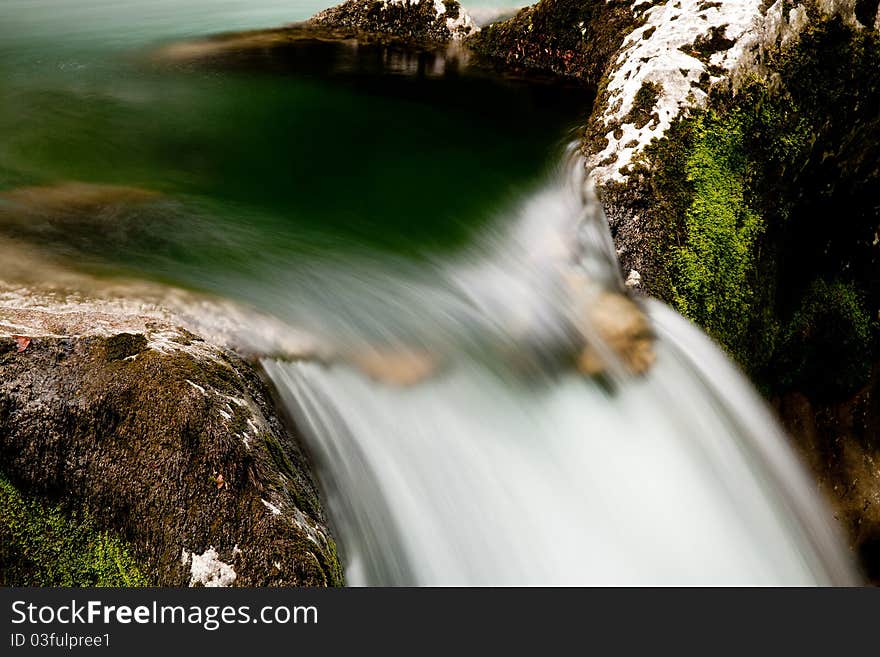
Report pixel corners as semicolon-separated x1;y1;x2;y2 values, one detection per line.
0;181;171;260
153;24;353;65
575;291;655;376
0;291;342;586
563;268;655;376
348;346;438;386
0;181;158;216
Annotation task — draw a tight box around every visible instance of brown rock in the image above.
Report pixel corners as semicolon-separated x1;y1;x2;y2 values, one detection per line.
0;301;342;586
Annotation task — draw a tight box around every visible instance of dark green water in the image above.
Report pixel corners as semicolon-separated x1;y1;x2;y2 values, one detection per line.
0;1;591;285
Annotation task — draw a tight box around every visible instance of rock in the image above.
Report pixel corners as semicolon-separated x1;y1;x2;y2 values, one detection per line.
0;181;172;262
624;269;641;289
774;363;880;584
312;0;478;45
467;0;637;83
584;0;767;186
574;290;655;376
348;346;438;385
573;1;880;298
564;269;655;376
0;251;325;366
573;1;772;297
0;291;342;586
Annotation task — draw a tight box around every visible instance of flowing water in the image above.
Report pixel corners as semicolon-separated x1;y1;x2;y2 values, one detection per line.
0;1;858;585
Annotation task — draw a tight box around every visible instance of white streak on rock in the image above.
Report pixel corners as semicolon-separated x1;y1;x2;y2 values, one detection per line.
261;498;282;515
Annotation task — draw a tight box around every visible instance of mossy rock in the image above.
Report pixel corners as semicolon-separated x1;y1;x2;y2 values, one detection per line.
0;475;148;586
603;13;880;391
0;333;343;586
468;0;639;85
312;0;475;46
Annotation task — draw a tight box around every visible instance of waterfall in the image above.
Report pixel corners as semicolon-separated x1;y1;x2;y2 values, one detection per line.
261;152;858;586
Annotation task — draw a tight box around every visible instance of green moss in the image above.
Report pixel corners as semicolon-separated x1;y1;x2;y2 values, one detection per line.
671;108;766;363
0;475;148;586
126;347;241;397
777;280;874;398
259;431;319;520
263;432;296;481
324;535;344;587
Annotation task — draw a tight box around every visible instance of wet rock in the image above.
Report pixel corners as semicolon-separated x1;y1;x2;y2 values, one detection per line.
0;300;342;586
0;181;173;260
467;0;637;83
574;290;655;376
775;364;880;583
562;266;655;377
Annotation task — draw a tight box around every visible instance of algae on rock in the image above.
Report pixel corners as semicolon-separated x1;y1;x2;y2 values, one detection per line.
0;475;148;586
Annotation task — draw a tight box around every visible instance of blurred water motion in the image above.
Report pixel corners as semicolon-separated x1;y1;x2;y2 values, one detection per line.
263;160;855;585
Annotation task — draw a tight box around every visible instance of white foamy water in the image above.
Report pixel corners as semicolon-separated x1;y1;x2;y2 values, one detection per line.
261;154;857;586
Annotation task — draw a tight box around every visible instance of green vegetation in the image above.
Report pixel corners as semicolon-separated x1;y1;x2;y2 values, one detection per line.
672;108;765;362
0;475;148;586
779;280;874;398
635;12;878;396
